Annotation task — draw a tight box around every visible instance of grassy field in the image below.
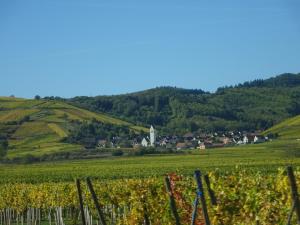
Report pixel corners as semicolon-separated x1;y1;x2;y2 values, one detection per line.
0;97;147;158
1;139;299;183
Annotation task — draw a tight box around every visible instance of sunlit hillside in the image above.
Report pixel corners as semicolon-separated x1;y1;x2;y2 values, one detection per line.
0;97;146;158
264;114;300;140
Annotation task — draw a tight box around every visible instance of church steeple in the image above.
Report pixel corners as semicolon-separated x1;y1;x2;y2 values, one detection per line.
150;125;156;146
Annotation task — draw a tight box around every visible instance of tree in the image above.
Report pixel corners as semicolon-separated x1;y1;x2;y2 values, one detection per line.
0;139;8;158
22;154;38;164
112;149;124;156
35;95;41;100
20;115;30;124
154;95;160;112
288;100;300;116
66;73;300;134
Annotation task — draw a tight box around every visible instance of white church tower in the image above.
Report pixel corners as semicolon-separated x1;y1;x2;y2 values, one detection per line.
150;125;156;147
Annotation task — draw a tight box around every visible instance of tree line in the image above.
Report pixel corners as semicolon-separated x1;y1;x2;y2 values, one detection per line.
67;73;300;135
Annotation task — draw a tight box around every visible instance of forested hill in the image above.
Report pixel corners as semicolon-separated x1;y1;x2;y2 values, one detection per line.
68;73;300;134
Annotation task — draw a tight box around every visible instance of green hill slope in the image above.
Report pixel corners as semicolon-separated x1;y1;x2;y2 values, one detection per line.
263;114;300;140
0;97;146;158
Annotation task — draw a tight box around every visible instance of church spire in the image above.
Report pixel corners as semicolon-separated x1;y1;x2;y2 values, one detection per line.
150;125;156;146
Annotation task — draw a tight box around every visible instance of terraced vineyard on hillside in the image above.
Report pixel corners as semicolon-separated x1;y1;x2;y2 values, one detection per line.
0;97;146;158
264;114;300;140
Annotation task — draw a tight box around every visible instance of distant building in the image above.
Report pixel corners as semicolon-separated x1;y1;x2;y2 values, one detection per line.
176;142;187;150
183;132;194;141
243;136;249;144
150;125;156;146
141;138;148;147
219;137;231;145
254;135;265;143
176;142;194;150
237;140;243;145
199;143;206;150
198;141;213;150
159;139;168;147
97;140;107;148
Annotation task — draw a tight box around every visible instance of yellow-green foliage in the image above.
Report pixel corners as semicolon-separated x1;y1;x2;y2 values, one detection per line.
0;101;26;109
0;109;38;122
12;122;54;138
38;101;71;109
8;142;82;158
0;98;45;109
48;123;68;138
264;114;300;139
0;96;24;101
67;107;129;125
1;143;300;183
0;168;298;225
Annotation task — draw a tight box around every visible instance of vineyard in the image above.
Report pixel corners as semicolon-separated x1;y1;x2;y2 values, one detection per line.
0;167;299;225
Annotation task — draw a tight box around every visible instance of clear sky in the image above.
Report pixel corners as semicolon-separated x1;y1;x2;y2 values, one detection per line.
1;0;300;98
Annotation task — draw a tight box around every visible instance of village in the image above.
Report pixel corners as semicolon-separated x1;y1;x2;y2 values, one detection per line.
96;126;270;151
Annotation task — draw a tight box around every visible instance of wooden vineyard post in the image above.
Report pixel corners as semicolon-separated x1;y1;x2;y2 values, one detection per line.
86;178;107;225
76;179;86;225
287;166;300;225
194;170;211;225
142;204;150;225
191;194;199;225
165;176;181;225
287;202;296;225
204;174;217;206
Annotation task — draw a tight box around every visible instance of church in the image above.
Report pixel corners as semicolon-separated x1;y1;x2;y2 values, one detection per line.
141;125;156;147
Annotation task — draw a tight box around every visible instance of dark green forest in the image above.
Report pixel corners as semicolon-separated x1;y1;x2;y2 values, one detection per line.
64;119;141;148
66;73;300;135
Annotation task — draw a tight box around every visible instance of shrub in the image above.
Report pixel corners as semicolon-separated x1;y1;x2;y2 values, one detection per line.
112;149;124;156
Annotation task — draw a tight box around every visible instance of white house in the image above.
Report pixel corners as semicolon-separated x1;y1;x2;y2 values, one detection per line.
254;135;265;143
237;140;244;145
243;136;249;144
141;138;148;147
150;125;156;147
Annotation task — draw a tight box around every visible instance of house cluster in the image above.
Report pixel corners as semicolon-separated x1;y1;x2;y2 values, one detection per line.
176;132;268;149
96;126;269;150
136;127;269;150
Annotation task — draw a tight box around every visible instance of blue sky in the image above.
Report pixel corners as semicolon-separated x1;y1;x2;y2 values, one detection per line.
0;0;300;98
